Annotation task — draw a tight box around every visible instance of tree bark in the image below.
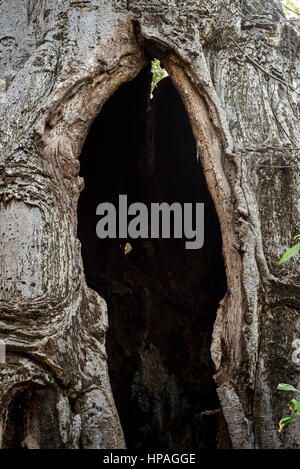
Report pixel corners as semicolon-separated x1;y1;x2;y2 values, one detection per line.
0;0;299;449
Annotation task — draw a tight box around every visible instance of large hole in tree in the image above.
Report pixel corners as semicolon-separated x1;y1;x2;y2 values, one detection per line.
77;65;227;449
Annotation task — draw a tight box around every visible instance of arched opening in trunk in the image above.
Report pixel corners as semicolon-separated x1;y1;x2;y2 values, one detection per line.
77;65;227;449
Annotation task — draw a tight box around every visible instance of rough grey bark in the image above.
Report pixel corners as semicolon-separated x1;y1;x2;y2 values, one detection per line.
0;0;299;449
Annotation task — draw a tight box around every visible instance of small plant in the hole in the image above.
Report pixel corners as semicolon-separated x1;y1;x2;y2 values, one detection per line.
151;59;167;96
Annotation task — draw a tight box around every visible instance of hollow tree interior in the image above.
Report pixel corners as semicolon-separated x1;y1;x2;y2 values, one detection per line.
77;64;227;449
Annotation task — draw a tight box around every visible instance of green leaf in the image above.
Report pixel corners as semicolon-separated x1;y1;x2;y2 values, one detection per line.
151;59;167;95
278;417;295;432
278;242;300;265
288;399;300;415
277;383;300;393
283;0;300;17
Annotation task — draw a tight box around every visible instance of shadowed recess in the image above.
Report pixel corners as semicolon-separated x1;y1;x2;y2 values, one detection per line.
2;386;62;449
77;66;227;449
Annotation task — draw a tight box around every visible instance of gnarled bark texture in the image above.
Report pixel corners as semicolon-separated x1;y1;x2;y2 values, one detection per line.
0;0;299;449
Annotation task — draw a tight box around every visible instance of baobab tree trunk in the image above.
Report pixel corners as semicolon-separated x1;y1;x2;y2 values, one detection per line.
0;0;299;449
